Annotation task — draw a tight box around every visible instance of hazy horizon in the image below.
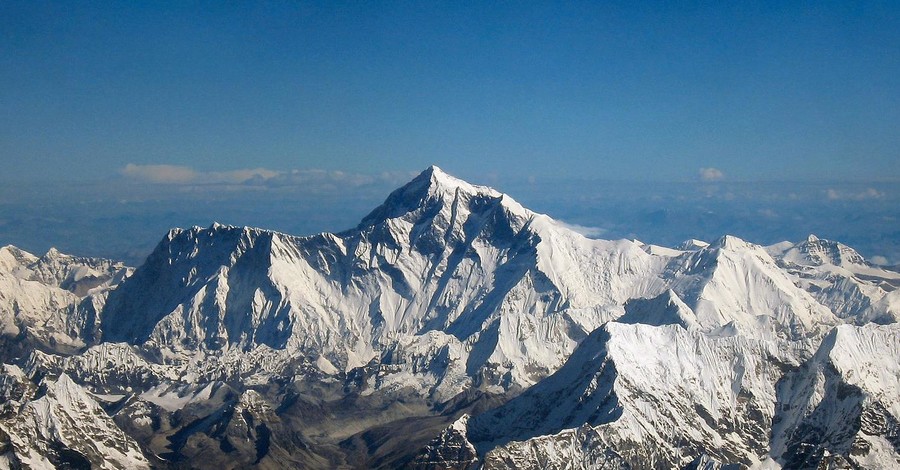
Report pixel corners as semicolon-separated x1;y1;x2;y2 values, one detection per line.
2;166;898;267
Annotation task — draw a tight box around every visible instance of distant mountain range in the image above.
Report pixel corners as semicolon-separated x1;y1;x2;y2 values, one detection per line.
1;166;898;469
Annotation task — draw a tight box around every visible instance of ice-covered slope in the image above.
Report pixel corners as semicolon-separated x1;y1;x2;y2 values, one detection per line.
100;166;666;392
0;245;129;355
429;322;899;469
771;323;900;468
767;235;900;324
665;235;839;342
467;322;791;468
0;372;149;469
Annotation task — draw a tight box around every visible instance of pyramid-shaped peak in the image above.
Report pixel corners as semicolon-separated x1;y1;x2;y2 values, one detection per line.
358;166;510;228
424;164;448;178
414;165;501;198
619;289;699;329
710;234;751;251
42;247;62;258
795;233;867;267
0;245;38;270
677;239;710;251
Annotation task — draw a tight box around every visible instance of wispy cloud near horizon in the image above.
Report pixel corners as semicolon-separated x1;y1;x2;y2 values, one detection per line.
698;167;725;181
825;187;886;201
121;164;280;184
555;221;607;238
3;169;899;266
121;164;198;183
119;164;417;190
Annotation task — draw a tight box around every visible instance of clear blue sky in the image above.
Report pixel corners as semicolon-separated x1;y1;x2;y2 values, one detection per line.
2;1;899;182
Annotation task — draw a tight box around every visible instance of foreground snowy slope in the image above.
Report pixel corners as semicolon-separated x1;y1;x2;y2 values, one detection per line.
0;166;898;469
465;322;785;468
771;323;900;468
0;367;150;469
444;322;900;469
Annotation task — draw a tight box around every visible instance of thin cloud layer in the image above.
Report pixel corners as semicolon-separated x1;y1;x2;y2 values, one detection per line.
825;188;885;201
121;164;198;184
699;167;725;181
555;221;607;238
121;164;279;184
4;173;899;266
871;255;889;266
119;164;417;191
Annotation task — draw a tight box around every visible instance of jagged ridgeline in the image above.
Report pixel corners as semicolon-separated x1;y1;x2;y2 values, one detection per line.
1;166;899;469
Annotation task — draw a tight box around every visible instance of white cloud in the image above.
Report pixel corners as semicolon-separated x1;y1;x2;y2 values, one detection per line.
825;187;885;201
210;168;281;183
555;220;607;238
121;164;281;185
119;164;418;193
258;169;418;191
121;164;197;184
698;167;725;181
870;255;889;265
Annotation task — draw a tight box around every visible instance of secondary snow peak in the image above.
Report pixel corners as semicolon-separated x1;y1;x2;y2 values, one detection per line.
710;234;750;251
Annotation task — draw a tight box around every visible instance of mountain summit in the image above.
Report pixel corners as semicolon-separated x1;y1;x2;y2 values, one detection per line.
2;167;899;469
358;165;508;228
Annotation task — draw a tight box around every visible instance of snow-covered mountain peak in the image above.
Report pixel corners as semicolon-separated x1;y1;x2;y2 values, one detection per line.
209;221;232;230
763;234;900;325
99;222;297;346
677;238;710;251
666;233;839;341
791;234;867;268
766;234;880;275
0;372;151;469
97;168;656;384
0;245;38;272
0;245;131;352
710;234;751;251
619;289;698;329
165;222;257;241
357;166;529;230
421;165;499;198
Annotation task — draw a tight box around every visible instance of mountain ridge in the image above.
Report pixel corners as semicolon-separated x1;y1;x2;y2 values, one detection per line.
1;166;899;469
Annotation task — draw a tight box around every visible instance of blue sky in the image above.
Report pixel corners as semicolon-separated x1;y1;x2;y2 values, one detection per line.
2;1;898;183
1;2;899;265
